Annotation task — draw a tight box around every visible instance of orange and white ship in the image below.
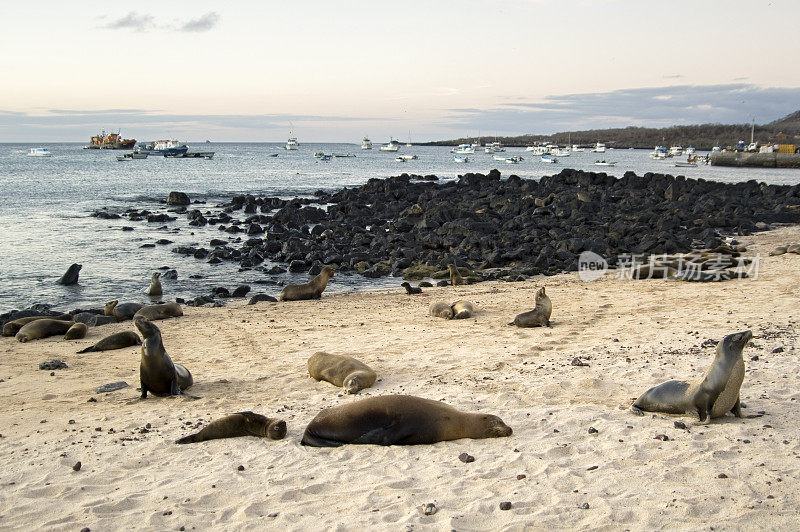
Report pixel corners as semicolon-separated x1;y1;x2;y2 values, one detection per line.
84;129;136;150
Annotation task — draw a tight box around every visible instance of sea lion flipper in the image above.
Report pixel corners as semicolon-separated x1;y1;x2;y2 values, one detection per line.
300;432;345;447
175;434;198;444
731;397;743;417
353;421;416;446
630;405;645;416
76;346;94;354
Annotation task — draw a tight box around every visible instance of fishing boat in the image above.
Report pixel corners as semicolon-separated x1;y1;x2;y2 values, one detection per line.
28;147;52;157
669;146;683;157
650;146;669;159
453;155;469;163
361;137;372;149
379;139;400;152
116;152;148;161
83;129;136;150
285;135;299;150
453;144;475;154
592;142;606;153
135;140;189;156
540;155;557;163
593;160;616;167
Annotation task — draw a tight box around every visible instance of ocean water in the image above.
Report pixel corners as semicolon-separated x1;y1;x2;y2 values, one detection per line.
1;142;798;314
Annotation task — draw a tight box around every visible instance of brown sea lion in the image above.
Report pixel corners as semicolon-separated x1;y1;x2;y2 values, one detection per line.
401;282;422;294
451;300;474;319
63;322;89;340
301;395;512;447
175;412;286;444
146;272;162;297
134;317;193;398
510;287;552;327
632;330;751;421
307;352;377;394
2;314;73;337
76;331;142;353
447;264;466;286
15;319;76;343
430;301;454;319
104;300;144;320
57;263;81;285
788;243;800;254
630;264;678;279
278;266;335;301
133;302;183;321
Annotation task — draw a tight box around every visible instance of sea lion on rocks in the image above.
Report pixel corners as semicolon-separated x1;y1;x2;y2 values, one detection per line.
278;266;335;301
104;300;144;320
301;395;513;447
134;317;193;398
15;319;76;343
430;301;454;319
451;300;474;319
2;314;73;337
632;330;752;422
401;282;422;294
307;352;377;394
447;264;466;286
133;302;183;321
510;287;552;327
63;322;88;340
146;272;163;297
175;412;287;444
58;263;82;285
76;331;142;353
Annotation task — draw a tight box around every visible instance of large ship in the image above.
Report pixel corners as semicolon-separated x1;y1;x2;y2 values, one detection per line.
84;129;137;150
135;139;189;156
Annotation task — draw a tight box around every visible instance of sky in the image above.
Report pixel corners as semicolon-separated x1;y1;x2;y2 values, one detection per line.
1;0;799;142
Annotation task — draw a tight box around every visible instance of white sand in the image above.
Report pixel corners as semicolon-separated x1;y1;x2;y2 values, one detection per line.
1;226;799;530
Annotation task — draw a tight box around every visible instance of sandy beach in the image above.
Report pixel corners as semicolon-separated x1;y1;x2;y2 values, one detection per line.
1;225;799;530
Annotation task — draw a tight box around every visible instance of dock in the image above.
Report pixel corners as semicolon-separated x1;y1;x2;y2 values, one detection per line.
711;152;800;168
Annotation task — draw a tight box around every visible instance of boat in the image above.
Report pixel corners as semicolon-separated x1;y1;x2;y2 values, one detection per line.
398;154;417;160
593;160;616;166
650;146;669;159
484;142;504;153
165;152;214;159
571;144;584;152
453;144;475;154
135;139;189;156
361;137;372;150
669;146;683;157
684;147;696;155
492;154;508;161
505;156;523;164
285;135;299;150
711;146;722;153
395;157;407;162
116;155;131;161
540;155;557;163
379;139;400;152
674;161;697;168
83;129;136;150
592;142;606;153
320;154;332;161
553;147;571;157
314;152;326;158
268;153;279;157
333;153;356;158
453;155;469;163
27;147;52;157
116;152;148;161
526;145;548;155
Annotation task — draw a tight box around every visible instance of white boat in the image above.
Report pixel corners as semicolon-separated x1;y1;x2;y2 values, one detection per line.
650;146;669;159
453;155;469;163
505;156;523;164
484;142;504;153
669;146;683;157
526;145;548;155
380;139;400;152
711;146;722;152
593;160;616;167
453;144;475;154
116;152;148;161
285;136;299;150
592;142;606;153
685;146;696;155
395;157;406;162
571;144;584;152
28;147;52;157
361;137;372;150
674;161;697;168
553;147;571;157
540;155;557;163
398;154;417;160
492;155;508;161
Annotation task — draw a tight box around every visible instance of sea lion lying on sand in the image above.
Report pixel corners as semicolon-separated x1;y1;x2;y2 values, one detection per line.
76;331;142;353
307;352;377;394
133;302;183;321
175;412;286;444
279;266;335;301
3;314;73;337
63;322;88;340
105;300;144;320
430;301;454;319
16;319;76;343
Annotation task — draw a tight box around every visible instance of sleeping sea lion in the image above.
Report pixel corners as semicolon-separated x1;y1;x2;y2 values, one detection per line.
430;301;454;319
632;330;752;421
105;300;144;320
510;287;552;327
451;300;474;319
146;272;163;297
3;314;73;337
133;302;183;321
16;319;76;343
76;331;142;353
63;322;88;340
307;352;377;394
278;266;335;301
447;264;466;286
175;412;286;444
134;317;193;398
301;395;512;447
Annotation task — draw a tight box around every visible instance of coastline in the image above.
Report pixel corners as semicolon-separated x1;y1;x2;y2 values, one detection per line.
1;225;799;529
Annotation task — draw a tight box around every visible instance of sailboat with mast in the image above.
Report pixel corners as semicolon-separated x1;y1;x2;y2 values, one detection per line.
285;123;299;150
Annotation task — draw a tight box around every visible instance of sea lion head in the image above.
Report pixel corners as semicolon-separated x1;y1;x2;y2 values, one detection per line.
267;419;287;440
134;316;158;339
151;272;161;281
321;266;336;277
721;330;753;353
343;374;365;394
477;414;513;438
536;287;546;300
104;300;118;315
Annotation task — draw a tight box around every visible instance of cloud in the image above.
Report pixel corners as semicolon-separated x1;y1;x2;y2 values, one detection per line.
103;12;155;31
179;12;220;32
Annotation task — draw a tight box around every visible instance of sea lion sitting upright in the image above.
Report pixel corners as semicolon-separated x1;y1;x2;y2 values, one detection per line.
2;314;73;337
104;300;144;321
278;266;335;301
133;302;183;321
307;352;377;394
447;264;466;286
301;395;513;447
400;282;422;295
175;412;287;444
63;322;88;340
632;330;752;422
429;301;454;319
134;317;193;398
58;263;82;285
146;272;163;297
450;300;474;319
15;319;76;343
510;287;552;327
76;331;142;353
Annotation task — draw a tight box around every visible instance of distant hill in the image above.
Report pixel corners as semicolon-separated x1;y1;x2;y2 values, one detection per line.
423;110;800;150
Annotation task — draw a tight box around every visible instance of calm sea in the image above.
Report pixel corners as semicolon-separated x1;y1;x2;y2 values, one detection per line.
1;142;798;313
